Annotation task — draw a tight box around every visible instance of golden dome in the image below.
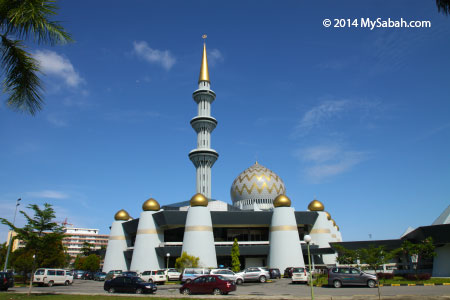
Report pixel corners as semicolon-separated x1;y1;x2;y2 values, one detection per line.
325;211;331;220
198;42;210;83
331;219;336;227
336;225;340;231
142;198;160;211
114;209;130;221
308;199;324;211
273;194;291;207
190;193;208;207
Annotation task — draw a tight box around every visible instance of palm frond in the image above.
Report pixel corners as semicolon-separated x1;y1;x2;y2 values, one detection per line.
1;34;43;115
1;0;72;45
437;0;450;15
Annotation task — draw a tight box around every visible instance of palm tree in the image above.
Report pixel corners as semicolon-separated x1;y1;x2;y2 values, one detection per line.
437;0;450;15
0;0;72;115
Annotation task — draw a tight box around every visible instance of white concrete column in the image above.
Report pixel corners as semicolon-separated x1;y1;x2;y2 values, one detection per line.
103;220;128;273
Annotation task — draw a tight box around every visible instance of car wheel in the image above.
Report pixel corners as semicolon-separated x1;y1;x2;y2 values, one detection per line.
47;281;54;287
259;275;266;283
236;278;243;285
135;288;143;294
64;281;69;286
108;287;115;293
212;288;222;295
368;279;376;288
186;279;192;283
182;288;191;295
333;280;342;288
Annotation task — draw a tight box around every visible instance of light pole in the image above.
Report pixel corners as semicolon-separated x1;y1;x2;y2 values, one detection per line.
304;234;314;300
166;253;170;270
3;198;21;272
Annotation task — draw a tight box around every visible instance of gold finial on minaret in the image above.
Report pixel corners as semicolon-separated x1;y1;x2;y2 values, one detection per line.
198;34;210;83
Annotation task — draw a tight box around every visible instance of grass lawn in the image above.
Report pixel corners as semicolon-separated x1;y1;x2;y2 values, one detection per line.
0;294;196;300
380;276;450;285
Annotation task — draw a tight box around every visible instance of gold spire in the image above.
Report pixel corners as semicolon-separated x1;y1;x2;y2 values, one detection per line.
198;39;210;83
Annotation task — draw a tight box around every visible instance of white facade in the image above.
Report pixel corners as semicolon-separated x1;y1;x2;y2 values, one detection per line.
309;212;336;265
103;220;128;273
181;206;217;268
268;206;305;270
129;210;164;272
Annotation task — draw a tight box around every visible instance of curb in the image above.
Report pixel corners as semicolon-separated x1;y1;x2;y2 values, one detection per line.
380;282;450;286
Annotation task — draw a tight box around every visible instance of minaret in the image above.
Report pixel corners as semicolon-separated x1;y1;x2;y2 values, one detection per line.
103;209;131;273
188;37;218;199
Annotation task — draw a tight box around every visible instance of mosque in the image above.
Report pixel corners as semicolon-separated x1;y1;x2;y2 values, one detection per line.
102;41;342;273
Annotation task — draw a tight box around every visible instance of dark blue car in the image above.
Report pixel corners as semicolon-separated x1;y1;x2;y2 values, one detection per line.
104;276;157;294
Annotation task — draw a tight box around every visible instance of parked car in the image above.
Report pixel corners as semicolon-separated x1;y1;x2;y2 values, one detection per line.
164;268;181;281
328;267;378;288
0;272;14;291
81;271;94;280
140;270;166;284
73;270;85;279
94;272;106;281
122;271;138;277
269;268;281;279
180;268;210;283
105;270;122;281
104;276;157;294
236;267;270;283
291;267;309;284
210;269;244;285
284;267;294;278
33;268;73;287
179;275;236;295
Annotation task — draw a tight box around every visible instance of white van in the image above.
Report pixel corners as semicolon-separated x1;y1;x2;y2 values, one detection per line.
140;270;166;284
180;268;210;283
33;269;73;287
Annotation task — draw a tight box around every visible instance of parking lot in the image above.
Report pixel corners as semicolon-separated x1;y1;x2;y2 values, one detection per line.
7;278;450;298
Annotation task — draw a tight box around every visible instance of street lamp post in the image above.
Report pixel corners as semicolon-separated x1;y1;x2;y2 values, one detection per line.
166;253;170;270
3;198;21;272
304;234;314;300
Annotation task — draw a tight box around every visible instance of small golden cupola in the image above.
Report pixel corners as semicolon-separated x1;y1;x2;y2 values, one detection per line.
198;41;210;83
142;198;160;211
308;199;324;211
331;219;336;227
325;211;331;220
190;193;208;207
114;209;130;221
273;194;291;207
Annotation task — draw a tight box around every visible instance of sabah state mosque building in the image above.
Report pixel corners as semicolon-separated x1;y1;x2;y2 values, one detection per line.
103;41;343;273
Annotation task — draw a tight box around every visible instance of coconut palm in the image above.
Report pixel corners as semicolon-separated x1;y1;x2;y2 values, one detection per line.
437;0;450;15
0;0;71;115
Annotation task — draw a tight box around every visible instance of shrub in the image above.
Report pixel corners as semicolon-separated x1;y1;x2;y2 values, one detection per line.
417;273;431;280
377;273;394;279
403;273;417;280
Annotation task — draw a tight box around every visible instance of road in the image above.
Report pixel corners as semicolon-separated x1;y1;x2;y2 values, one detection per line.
8;278;450;299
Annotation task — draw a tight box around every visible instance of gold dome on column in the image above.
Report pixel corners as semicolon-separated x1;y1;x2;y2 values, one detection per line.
308;199;324;211
336;225;340;231
114;209;130;221
331;219;336;227
325;211;331;220
273;194;291;207
142;198;160;211
198;41;210;83
190;193;208;207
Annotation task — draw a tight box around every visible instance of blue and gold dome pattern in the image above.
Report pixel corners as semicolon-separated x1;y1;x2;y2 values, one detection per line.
230;162;286;210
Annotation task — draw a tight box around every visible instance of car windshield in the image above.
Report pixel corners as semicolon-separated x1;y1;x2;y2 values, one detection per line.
35;269;45;275
293;268;305;273
156;270;165;275
133;277;144;283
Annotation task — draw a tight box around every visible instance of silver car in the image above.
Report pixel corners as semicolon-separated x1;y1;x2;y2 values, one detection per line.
210;269;244;285
237;267;270;283
328;267;378;288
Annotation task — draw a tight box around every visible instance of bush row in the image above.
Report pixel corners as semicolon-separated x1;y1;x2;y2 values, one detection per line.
402;273;431;281
376;273;394;279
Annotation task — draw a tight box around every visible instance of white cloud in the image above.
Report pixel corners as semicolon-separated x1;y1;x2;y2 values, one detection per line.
34;50;84;87
26;190;69;199
297;144;368;183
208;49;224;66
132;41;176;70
46;114;67;127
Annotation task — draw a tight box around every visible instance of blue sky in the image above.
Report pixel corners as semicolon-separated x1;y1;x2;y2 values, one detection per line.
1;0;449;243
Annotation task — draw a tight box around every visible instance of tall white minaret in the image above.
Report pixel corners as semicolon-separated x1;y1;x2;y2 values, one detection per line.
188;37;218;199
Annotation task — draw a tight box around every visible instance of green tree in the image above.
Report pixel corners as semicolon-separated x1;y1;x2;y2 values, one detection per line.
0;203;67;270
82;254;100;272
9;248;33;283
400;237;436;271
231;238;240;272
437;0;450;15
74;255;85;270
0;0;72;115
334;245;359;265
80;241;94;256
175;252;199;272
0;242;6;268
358;245;394;273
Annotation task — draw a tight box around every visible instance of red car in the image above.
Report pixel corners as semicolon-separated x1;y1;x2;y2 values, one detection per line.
179;274;236;295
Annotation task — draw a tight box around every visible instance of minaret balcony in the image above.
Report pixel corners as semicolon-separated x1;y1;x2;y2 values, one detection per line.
190;116;218;132
192;89;216;104
189;149;219;167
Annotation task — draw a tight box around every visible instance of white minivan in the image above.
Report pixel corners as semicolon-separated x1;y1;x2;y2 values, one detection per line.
33;269;73;287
